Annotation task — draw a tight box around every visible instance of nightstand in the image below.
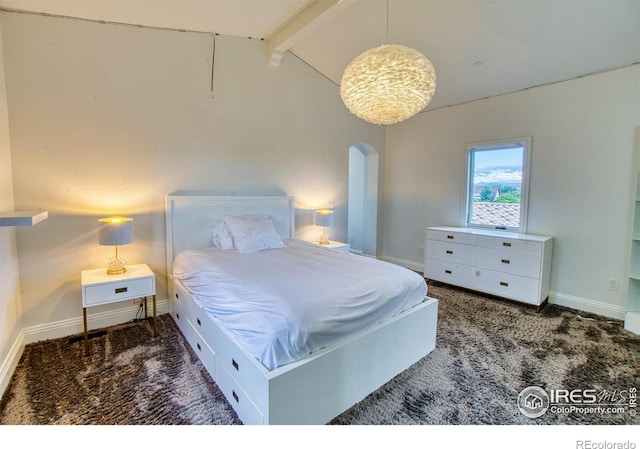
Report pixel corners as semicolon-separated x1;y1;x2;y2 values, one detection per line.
81;263;157;353
311;240;350;252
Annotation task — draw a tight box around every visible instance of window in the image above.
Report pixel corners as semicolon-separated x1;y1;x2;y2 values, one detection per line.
463;137;531;233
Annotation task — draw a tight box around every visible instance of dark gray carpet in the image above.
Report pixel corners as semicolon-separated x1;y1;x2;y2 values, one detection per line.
1;282;638;425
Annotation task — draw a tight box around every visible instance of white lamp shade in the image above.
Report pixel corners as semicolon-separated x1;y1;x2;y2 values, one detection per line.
315;209;334;227
98;217;133;246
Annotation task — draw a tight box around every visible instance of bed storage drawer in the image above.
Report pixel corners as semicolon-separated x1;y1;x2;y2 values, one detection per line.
173;283;191;321
217;361;264;424
174;281;270;413
204;314;270;413
175;284;210;338
186;319;217;377
176;305;216;379
172;291;191;342
173;285;216;378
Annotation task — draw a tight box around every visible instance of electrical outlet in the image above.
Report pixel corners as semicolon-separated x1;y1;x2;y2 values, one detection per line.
418;246;424;256
609;279;620;292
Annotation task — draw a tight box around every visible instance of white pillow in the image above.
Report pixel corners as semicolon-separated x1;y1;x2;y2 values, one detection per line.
223;214;285;254
212;220;235;250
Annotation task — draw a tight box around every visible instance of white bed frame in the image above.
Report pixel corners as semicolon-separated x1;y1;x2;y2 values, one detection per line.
165;193;438;424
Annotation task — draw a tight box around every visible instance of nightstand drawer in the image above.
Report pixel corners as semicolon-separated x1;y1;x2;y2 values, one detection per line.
83;277;154;306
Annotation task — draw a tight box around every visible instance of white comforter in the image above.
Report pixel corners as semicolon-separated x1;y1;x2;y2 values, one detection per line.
172;239;427;370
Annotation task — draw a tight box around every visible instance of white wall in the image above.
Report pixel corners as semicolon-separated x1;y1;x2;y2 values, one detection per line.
0;17;21;391
348;146;365;252
0;11;384;332
2;8;635;360
383;65;640;318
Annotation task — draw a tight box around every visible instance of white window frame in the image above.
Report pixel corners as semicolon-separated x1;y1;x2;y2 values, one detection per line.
462;137;532;233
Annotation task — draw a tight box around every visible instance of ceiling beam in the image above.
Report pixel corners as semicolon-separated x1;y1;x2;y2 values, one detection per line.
267;0;358;67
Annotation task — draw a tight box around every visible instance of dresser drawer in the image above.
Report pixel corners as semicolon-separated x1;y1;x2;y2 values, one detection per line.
427;229;477;246
425;226;552;307
426;240;476;266
425;258;475;288
476;235;542;255
474;269;540;305
83;277;154;306
475;247;542;278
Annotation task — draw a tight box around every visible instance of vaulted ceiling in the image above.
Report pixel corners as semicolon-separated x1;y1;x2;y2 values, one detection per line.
0;0;638;111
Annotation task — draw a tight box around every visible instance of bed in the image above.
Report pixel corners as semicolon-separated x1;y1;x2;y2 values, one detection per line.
165;193;438;424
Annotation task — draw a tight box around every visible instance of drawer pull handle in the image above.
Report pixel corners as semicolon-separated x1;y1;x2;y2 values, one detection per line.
232;359;239;371
500;281;509;287
501;259;510;264
447;235;454;239
445;270;452;274
115;287;128;294
176;313;180;320
502;242;512;247
232;390;239;403
446;250;453;255
196;318;201;326
196;342;201;351
175;293;179;299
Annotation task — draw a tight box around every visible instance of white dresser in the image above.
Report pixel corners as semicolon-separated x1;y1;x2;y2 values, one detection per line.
424;226;553;307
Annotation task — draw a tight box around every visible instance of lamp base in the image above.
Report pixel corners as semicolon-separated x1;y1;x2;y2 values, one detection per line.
106;256;127;275
318;236;330;245
106;267;127;275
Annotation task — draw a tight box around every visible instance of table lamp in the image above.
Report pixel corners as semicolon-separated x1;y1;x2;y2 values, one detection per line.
315;208;334;245
98;217;133;274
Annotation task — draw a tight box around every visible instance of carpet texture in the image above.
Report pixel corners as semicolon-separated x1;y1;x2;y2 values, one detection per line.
1;282;638;425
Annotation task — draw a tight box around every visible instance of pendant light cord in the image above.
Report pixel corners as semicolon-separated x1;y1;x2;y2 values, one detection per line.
386;0;389;44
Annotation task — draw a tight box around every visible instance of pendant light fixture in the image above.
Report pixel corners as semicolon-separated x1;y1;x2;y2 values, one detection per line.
340;2;436;125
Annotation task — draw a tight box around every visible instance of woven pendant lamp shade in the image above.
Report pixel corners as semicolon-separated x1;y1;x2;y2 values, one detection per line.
340;44;436;125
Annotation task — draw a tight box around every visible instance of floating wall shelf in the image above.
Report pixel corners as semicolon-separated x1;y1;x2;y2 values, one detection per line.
0;211;48;226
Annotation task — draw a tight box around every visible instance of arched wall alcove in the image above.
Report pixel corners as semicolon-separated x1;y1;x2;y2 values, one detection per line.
348;143;379;257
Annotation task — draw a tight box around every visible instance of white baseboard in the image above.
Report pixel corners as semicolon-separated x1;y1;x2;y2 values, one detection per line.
0;298;169;397
548;291;626;321
0;329;25;397
380;255;424;273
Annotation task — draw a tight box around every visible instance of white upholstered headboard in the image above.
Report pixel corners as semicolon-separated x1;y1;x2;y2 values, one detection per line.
165;194;295;276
